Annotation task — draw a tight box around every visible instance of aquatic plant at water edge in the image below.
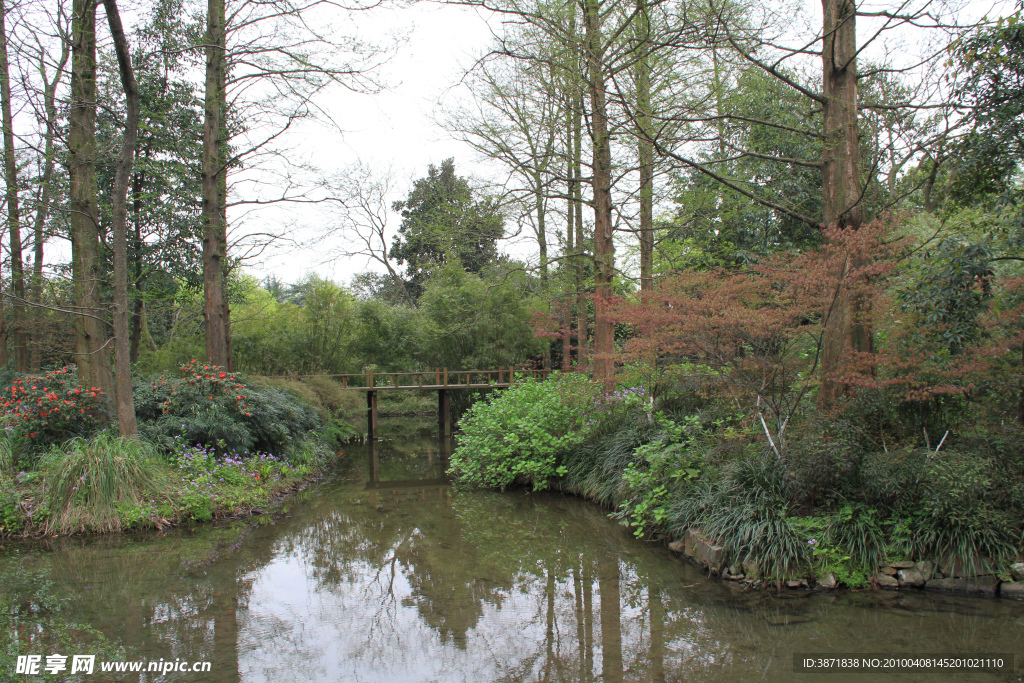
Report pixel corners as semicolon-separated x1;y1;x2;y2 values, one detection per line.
42;433;167;534
908;450;1021;572
449;373;599;490
825;502;886;576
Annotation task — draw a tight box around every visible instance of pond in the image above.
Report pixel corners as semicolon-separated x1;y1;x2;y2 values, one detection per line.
2;438;1022;682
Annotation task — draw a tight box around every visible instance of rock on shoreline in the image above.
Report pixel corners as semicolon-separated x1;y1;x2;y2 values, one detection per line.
667;527;1024;600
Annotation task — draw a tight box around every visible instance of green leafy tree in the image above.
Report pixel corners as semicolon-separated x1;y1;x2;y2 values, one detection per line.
950;19;1024;203
390;158;504;297
416;262;546;370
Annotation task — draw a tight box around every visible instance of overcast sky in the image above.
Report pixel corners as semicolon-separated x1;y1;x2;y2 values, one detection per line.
238;0;1015;288
242;2;502;286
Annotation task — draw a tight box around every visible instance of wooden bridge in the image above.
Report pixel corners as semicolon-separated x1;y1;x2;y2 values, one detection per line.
274;367;552;439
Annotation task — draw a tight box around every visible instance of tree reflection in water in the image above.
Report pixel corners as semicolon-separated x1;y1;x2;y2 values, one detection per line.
2;437;1021;682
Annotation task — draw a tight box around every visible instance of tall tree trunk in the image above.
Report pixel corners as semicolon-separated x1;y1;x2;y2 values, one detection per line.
102;0;139;437
564;111;575;372
0;0;27;370
584;0;615;392
818;0;867;406
69;0;114;401
130;170;143;363
28;41;68;371
573;92;587;371
536;174;548;286
221;158;232;370
537;173;552;371
202;0;230;368
635;0;654;294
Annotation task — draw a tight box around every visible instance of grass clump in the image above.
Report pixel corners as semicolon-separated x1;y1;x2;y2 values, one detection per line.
0;435;12;476
42;433;167;534
668;450;810;581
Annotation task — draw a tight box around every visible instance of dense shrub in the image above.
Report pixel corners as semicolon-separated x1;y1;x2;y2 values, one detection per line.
0;368;107;462
449;373;599;490
615;414;707;536
784;418;865;507
135;361;321;455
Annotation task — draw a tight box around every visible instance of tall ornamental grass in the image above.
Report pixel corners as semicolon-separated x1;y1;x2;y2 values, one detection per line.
0;436;12;476
43;433;167;534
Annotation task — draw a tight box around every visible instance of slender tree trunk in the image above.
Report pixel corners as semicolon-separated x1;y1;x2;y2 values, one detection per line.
202;0;230;368
69;0;114;401
537;173;552;371
584;0;615;392
28;40;68;371
819;0;867;406
102;0;139;436
573;95;587;371
220;151;232;370
130;170;143;363
635;0;654;294
564;113;575;372
0;0;27;370
536;175;548;286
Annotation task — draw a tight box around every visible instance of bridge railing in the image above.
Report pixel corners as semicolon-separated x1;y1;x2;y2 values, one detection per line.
267;367;552;389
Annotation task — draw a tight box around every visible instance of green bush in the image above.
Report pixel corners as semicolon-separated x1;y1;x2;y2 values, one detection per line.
826;502;886;575
615;414;705;536
0;478;22;535
859;447;928;511
41;433;167;534
560;387;662;505
449;373;599;490
784;418;865;507
136;361;321;455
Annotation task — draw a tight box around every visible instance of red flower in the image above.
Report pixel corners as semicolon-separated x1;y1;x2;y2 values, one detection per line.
219;372;227;379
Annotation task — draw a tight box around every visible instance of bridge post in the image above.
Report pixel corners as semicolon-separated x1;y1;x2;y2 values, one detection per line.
438;389;450;439
366;389;378;440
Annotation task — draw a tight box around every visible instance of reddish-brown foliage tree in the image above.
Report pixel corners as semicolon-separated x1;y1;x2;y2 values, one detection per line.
611;221;901;455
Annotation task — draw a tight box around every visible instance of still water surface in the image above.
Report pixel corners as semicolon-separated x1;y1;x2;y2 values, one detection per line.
3;438;1023;682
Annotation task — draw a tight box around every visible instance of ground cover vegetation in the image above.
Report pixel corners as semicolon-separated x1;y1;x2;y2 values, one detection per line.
0;360;359;537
